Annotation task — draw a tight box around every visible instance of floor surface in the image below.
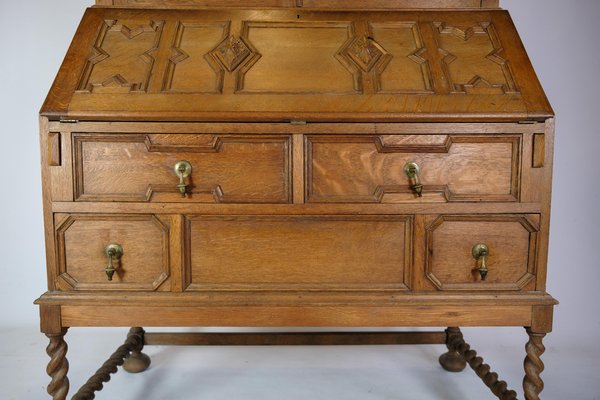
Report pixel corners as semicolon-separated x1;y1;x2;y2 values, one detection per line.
1;326;598;400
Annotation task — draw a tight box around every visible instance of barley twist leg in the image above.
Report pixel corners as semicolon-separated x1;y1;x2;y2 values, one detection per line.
46;330;69;400
524;328;546;400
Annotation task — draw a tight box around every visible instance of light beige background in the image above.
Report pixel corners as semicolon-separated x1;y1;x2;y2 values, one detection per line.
0;0;599;398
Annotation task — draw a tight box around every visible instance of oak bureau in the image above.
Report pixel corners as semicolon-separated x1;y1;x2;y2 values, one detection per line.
36;1;557;399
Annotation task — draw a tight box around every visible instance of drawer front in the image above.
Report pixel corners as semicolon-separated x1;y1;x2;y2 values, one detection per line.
307;135;521;203
186;215;412;291
424;215;539;291
54;214;171;291
73;134;291;203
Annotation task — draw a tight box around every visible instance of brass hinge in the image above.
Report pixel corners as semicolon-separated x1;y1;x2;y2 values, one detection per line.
59;118;79;124
290;120;307;125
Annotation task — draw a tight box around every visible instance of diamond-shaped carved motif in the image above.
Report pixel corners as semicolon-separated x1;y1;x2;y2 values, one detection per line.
210;36;253;72
345;36;387;72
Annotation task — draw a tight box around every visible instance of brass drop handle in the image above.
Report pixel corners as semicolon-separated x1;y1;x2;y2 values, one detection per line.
404;162;423;197
105;244;123;281
174;160;192;197
472;243;489;281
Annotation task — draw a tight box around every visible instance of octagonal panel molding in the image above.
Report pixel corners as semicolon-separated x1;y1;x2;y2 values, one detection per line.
55;214;170;291
425;215;538;291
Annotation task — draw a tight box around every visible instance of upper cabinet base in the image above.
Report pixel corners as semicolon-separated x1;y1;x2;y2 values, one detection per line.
94;0;500;9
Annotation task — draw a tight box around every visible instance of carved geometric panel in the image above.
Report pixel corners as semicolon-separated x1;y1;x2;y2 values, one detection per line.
368;22;433;93
55;214;170;291
306;135;521;203
425;215;538;291
186;215;412;292
238;21;361;94
77;19;164;93
434;22;518;94
164;22;231;93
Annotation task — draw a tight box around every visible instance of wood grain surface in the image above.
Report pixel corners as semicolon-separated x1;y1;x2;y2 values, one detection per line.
42;8;551;122
423;214;538;291
186;215;411;291
73;134;291;203
36;3;556;398
307;135;520;203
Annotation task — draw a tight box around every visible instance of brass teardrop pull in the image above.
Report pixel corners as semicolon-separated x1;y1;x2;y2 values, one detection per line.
472;243;489;281
174;160;192;197
404;162;423;197
105;243;123;281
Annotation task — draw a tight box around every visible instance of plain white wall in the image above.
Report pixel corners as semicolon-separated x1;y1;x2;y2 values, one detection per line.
0;0;598;351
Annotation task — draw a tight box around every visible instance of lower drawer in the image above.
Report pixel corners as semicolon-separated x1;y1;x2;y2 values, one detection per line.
422;214;540;291
52;213;539;294
54;214;171;291
185;215;412;291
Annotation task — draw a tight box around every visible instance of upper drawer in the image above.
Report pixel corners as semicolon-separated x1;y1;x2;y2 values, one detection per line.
73;134;292;203
306;135;521;203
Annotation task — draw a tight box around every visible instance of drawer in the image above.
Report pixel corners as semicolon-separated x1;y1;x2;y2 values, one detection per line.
306;135;521;203
54;214;171;291
185;215;412;291
73;134;291;203
423;215;539;291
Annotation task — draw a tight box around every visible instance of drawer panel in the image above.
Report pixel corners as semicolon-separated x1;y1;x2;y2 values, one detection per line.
307;135;520;203
54;214;171;291
424;215;539;291
186;215;411;291
73;134;291;203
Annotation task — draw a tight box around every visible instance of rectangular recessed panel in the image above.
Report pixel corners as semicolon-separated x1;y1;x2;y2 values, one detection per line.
187;215;411;291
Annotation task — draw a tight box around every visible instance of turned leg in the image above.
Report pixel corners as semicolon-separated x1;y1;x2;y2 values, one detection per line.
439;327;467;372
524;328;546;400
46;329;70;400
123;327;151;373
